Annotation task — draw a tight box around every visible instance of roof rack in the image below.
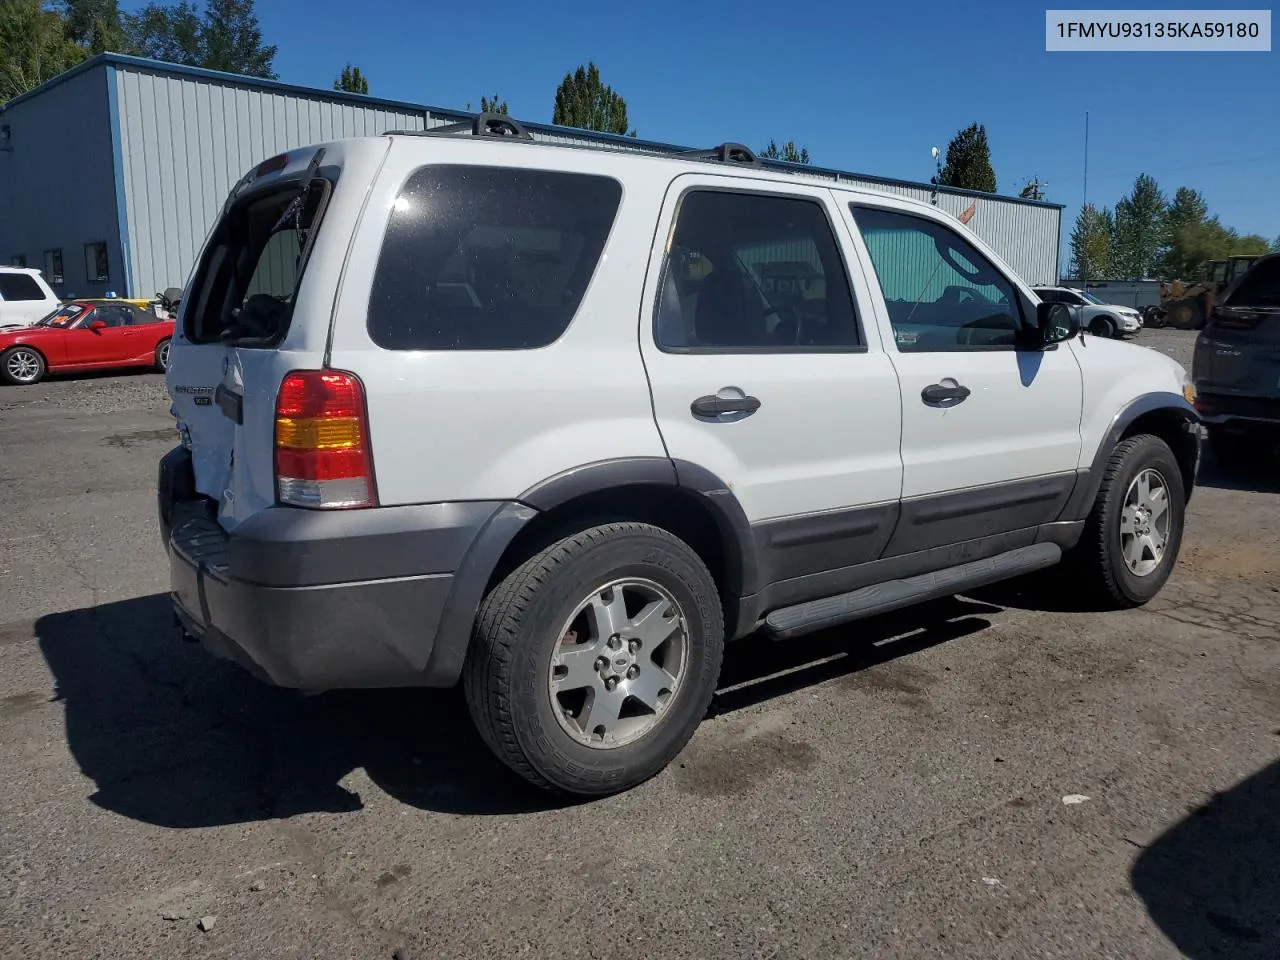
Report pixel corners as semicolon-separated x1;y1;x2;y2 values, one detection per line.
681;142;761;167
384;111;533;141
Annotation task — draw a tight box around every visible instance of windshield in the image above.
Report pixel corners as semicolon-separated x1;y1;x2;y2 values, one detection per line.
34;304;85;328
1078;290;1106;305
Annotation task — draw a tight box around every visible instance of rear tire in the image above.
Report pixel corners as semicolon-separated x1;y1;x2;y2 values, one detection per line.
1089;315;1117;338
154;338;171;372
463;521;724;796
1;346;46;386
1071;434;1186;608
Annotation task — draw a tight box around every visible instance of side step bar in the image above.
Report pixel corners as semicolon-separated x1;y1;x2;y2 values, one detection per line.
763;542;1062;640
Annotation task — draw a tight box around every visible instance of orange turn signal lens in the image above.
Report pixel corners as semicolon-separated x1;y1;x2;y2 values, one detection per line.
275;416;362;450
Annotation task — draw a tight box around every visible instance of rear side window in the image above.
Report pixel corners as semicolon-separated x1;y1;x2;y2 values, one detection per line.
0;273;46;301
367;166;622;350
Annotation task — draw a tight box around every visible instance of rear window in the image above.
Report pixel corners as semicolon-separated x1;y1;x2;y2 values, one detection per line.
367;165;623;350
1224;257;1280;306
0;273;46;301
183;177;332;346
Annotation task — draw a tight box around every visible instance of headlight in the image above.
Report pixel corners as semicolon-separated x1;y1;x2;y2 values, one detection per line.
1182;377;1197;405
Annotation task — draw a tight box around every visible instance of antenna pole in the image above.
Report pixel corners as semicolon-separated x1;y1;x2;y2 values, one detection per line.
1082;110;1090;290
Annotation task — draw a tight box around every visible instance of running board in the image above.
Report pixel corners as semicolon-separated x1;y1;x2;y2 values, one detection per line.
763;542;1063;640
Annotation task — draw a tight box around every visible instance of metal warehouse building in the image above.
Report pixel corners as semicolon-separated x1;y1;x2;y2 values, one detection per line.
0;53;1063;300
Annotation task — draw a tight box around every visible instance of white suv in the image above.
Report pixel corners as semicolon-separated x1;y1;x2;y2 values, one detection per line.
1032;285;1143;338
160;117;1203;797
0;267;60;329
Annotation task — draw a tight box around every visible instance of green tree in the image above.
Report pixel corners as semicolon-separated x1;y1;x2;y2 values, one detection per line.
122;1;208;66
1111;173;1167;279
479;93;507;114
761;139;810;164
56;0;122;54
552;62;634;136
200;0;274;77
333;63;368;94
122;0;275;77
936;122;997;193
1158;186;1208;278
1;0;87;102
1069;203;1113;281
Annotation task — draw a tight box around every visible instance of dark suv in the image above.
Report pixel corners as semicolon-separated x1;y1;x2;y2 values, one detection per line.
1192;253;1280;467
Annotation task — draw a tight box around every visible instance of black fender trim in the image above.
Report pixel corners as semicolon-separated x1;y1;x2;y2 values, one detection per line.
1059;391;1201;522
423;501;538;685
515;456;760;599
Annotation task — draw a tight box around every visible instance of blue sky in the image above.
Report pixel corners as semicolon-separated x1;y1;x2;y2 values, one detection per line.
128;0;1279;256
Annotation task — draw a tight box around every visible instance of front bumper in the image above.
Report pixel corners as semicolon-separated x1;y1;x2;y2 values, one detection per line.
158;445;517;690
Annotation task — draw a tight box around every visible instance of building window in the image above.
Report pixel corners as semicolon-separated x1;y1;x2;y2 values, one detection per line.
9;254;26;267
85;242;109;283
43;249;64;285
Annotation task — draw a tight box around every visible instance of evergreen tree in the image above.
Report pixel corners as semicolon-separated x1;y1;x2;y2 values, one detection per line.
552;62;634;136
937;123;997;193
1111;173;1167;280
57;0;122;54
334;63;368;94
1069;203;1112;281
479;94;508;114
761;139;810;164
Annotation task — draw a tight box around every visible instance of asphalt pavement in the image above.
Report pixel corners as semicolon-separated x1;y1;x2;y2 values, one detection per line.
1;331;1277;960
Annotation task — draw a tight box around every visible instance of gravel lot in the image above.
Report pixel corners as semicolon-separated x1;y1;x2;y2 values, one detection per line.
1;331;1277;960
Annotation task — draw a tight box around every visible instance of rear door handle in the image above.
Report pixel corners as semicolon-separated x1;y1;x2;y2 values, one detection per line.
921;382;971;404
691;394;761;418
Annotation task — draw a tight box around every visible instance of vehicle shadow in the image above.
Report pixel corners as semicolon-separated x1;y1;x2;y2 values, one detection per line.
1131;759;1280;959
1194;452;1280;495
35;593;999;827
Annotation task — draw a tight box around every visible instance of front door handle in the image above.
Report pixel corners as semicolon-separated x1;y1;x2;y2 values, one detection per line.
691;394;761;418
921;382;971;404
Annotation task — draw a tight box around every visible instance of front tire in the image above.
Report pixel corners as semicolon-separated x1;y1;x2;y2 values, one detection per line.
1089;315;1117;338
463;522;724;796
1072;435;1186;608
1;346;46;386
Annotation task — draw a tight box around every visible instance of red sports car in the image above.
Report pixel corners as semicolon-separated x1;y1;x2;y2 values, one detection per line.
0;300;174;386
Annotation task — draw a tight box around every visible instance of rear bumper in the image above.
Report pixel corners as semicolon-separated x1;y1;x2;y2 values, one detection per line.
1194;392;1280;430
158;445;531;690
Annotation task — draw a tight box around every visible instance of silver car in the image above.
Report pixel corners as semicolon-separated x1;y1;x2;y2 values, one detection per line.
1191;253;1280;468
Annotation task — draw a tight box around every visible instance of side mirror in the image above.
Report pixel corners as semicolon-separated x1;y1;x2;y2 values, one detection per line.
1035;301;1079;345
89;319;107;331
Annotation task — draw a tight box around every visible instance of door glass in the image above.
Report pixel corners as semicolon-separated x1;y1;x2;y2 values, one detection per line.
656;190;860;351
851;206;1022;351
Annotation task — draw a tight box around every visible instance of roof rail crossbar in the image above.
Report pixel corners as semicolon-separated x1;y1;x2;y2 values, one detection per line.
384;112;534;141
682;142;761;167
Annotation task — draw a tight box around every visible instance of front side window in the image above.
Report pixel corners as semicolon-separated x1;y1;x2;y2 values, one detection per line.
851;205;1022;352
0;273;45;301
85;243;109;283
367;165;622;351
655;189;860;351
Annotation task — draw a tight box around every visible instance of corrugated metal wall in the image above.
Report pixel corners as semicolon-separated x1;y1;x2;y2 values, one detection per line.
0;65;121;298
107;63;1057;296
114;67;425;296
438;112;1060;286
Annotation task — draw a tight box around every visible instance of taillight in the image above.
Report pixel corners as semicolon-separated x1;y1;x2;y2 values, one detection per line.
274;370;377;509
